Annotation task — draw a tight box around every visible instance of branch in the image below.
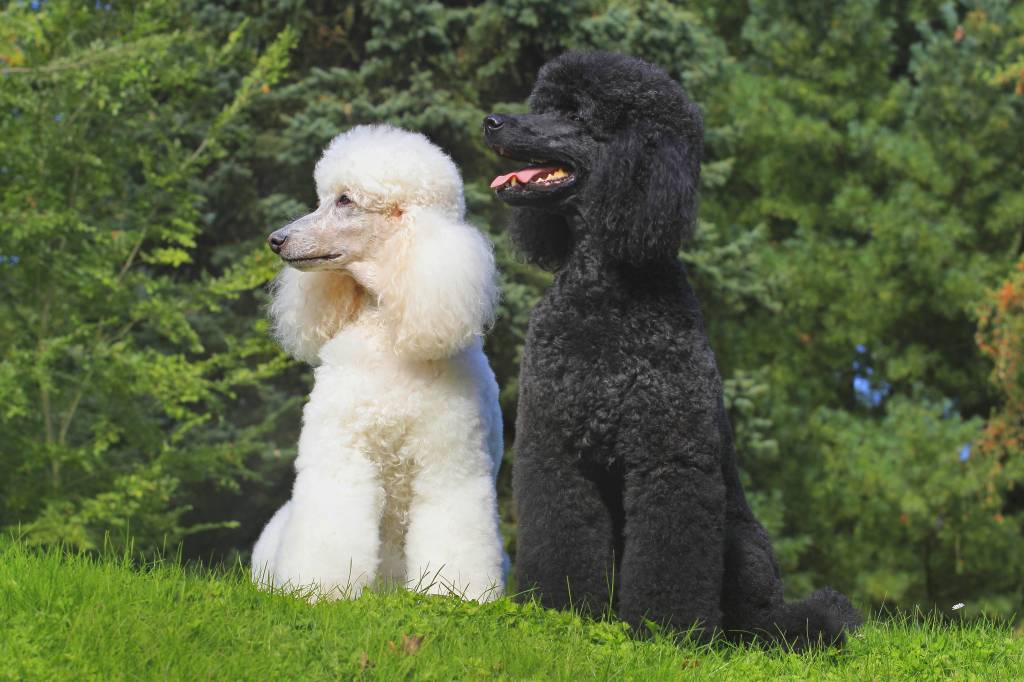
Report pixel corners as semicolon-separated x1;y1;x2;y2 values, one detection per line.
1;33;182;78
57;319;138;447
117;234;146;282
38;289;54;447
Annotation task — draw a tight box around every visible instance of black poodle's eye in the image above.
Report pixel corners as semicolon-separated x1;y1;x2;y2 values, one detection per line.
336;194;352;207
568;112;585;122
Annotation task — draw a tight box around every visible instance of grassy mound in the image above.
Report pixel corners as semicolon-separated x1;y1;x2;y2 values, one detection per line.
0;542;1020;680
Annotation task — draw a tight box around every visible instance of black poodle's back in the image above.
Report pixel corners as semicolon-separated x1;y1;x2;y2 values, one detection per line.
486;51;861;649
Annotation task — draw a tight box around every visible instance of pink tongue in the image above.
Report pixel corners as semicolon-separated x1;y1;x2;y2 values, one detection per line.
490;166;560;189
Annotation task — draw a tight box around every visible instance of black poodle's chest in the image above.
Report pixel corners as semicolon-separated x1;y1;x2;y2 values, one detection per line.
526;283;700;367
516;286;710;466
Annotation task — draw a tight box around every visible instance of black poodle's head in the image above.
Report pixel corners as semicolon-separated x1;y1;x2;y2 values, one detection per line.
484;51;703;269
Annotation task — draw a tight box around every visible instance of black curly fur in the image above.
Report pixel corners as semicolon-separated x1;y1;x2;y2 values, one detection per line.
485;51;862;649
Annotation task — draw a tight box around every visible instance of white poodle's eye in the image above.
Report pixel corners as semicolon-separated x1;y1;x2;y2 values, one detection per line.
336;194;352;207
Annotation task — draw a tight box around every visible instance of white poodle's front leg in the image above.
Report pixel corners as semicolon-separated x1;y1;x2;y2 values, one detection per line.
269;454;384;599
404;438;505;602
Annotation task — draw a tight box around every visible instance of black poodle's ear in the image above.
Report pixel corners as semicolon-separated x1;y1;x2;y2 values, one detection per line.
585;122;702;264
509;207;573;271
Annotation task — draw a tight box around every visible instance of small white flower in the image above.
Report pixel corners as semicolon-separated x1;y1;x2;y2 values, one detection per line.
952;603;965;610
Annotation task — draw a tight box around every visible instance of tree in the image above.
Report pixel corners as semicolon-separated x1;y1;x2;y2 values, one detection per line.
697;0;1024;614
0;1;295;552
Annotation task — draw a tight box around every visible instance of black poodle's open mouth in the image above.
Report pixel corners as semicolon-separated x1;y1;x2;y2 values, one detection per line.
488;147;577;203
490;165;574;190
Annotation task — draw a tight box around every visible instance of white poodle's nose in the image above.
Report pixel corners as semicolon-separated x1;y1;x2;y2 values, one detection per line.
268;230;288;254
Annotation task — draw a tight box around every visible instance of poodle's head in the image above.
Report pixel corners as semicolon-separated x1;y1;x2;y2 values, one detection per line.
268;124;497;364
483;51;703;269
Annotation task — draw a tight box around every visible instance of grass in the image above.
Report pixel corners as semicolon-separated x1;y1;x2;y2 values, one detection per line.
1;542;1022;681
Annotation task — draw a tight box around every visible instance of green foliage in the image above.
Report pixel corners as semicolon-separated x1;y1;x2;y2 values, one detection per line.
805;398;1024;615
2;542;1023;680
0;2;293;552
710;0;1024;409
695;0;1024;616
976;261;1024;462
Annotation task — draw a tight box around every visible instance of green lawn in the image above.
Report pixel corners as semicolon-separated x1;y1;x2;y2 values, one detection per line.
1;542;1021;681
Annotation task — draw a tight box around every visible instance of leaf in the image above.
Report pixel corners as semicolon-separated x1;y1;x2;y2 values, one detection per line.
401;634;424;655
387;634;424;655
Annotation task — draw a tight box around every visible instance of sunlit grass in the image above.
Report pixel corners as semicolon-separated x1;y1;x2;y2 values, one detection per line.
1;541;1021;680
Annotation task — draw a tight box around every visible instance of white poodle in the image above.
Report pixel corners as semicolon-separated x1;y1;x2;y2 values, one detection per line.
251;124;505;602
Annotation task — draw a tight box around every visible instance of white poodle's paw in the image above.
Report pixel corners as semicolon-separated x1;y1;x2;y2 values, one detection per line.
301;576;370;603
407;563;505;602
266;555;378;601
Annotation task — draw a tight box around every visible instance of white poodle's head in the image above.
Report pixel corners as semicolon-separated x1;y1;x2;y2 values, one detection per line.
268;125;466;269
268;124;497;364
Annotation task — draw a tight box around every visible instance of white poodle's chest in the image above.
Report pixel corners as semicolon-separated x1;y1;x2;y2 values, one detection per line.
296;332;484;470
301;362;438;458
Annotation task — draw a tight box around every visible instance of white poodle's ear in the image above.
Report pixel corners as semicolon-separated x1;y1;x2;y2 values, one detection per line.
268;267;363;365
375;207;498;361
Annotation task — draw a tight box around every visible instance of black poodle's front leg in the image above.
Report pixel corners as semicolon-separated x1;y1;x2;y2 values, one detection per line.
513;450;617;617
616;453;726;638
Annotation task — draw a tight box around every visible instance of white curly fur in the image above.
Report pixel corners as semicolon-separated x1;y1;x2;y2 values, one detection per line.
376;206;498;360
252;125;505;601
268;269;363;365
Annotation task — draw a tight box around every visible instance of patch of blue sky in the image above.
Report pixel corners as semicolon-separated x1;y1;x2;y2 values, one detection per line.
959;444;971;462
852;345;890;407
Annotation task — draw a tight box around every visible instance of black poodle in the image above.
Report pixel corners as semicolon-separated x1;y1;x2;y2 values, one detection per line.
484;51;861;649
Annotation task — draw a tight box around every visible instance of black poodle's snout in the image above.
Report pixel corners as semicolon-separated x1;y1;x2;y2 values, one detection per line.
483;114;506;131
482;112;549;155
483;112;522;154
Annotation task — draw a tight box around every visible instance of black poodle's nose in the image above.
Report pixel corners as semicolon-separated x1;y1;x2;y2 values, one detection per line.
484;114;506;131
268;231;287;254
